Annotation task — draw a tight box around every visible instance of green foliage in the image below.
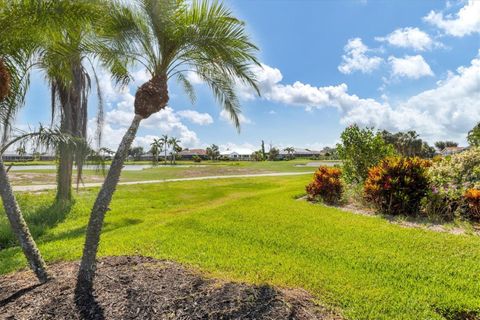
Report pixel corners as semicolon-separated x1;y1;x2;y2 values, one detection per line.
268;147;279;161
128;146;144;161
337;124;394;184
306;166;343;204
381;130;435;158
467;122;480;147
192;155;202;163
434;141;458;151
426;147;480;220
206;144;220;160
364;157;431;216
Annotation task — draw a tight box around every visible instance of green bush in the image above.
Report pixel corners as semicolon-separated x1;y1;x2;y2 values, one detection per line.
426;147;480;220
364;157;431;216
192;155;202;163
337;124;394;184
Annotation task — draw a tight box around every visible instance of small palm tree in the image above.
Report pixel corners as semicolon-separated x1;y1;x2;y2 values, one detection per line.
283;147;294;160
160;134;169;165
149;138;163;164
168;137;181;164
76;0;259;295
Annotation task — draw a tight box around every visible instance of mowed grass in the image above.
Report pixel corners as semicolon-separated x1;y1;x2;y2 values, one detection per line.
1;175;480;319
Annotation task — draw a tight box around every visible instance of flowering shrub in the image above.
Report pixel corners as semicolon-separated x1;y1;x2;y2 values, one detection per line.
306;166;343;204
465;189;480;220
364;157;431;216
426;147;480;220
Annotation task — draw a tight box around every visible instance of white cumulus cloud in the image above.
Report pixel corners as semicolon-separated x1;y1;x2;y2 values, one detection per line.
388;55;434;79
177;110;213;125
338;38;383;74
375;27;438;51
424;0;480;37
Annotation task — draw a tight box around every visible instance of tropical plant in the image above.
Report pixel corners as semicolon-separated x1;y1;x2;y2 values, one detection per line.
76;0;259;296
306;166;343;204
168;137;181;164
160;134;169;165
364;157;431;216
150;138;163;164
268;147;279;161
283;147;294;160
465;189;480;220
128;146;144;161
467;122;480;147
381;130;435;158
206;144;220;160
337;124;394;184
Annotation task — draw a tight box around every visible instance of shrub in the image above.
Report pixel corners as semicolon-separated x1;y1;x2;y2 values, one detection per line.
465;189;480;220
426;147;480;220
306;166;343;204
192;155;202;163
337;124;395;184
364;157;431;216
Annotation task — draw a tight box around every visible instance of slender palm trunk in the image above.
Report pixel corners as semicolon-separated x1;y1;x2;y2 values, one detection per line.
0;158;49;282
76;114;143;295
57;145;73;202
164;149;167;165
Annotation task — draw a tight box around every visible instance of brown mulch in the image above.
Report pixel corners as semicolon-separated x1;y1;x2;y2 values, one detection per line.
0;256;341;320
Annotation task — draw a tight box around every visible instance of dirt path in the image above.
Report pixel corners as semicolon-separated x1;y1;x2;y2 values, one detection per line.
13;171;313;192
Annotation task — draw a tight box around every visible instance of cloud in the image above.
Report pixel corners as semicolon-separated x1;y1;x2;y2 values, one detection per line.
375;27;438;51
177;110;213;125
242;57;480;142
424;0;480;37
219;110;252;125
388;55;434;79
338;38;383;74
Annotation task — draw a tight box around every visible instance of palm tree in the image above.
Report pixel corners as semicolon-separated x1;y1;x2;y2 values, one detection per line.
150;138;163;164
283;147;294;160
76;0;259;295
37;1;130;203
160;134;169;165
168;137;181;164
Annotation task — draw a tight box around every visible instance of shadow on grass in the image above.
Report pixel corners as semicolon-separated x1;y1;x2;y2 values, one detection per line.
0;200;74;250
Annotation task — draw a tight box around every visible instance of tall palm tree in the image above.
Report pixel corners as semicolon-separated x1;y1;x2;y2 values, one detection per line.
168;136;181;164
37;1;130;203
149;138;163;164
160;134;169;165
76;0;259;295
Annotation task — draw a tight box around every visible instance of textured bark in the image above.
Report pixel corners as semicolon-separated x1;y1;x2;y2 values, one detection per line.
76;114;143;295
134;73;168;119
0;158;49;282
0;58;11;101
56;145;73;202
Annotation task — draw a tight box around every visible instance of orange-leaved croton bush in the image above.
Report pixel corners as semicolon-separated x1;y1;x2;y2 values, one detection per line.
465;189;480;220
306;166;343;204
364;157;431;216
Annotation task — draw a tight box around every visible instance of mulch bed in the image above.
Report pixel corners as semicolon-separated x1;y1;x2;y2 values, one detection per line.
0;256;341;319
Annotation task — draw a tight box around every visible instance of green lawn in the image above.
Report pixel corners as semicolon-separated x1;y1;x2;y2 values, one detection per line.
1;175;479;319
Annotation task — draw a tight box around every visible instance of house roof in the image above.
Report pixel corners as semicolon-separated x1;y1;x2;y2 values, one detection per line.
178;149;207;156
441;146;465;153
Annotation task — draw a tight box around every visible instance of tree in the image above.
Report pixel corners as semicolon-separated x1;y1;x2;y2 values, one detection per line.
76;0;259;296
15;145;26;161
149;138;163;164
160;134;169;165
337;124;394;184
168;137;181;164
283;147;294;160
381;130;435;158
206;144;220;161
261;140;266;161
128;146;144;161
36;0;130;203
467;122;480;147
434;141;458;151
268;147;279;161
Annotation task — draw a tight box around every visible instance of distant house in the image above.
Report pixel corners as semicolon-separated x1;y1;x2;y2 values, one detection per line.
2;153;34;162
278;148;320;159
220;147;254;160
178;149;207;160
440;146;466;156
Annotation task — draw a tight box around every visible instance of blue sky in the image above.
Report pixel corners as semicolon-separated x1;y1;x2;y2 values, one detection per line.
17;0;480;153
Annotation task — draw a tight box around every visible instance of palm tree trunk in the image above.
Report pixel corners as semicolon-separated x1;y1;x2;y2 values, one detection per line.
76;114;143;295
56;145;73;202
0;158;49;282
